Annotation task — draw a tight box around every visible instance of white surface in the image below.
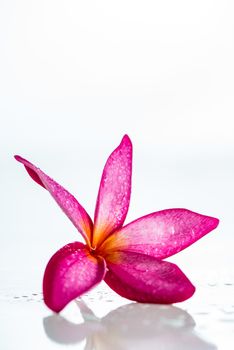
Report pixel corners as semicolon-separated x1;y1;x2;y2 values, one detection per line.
1;273;234;350
1;1;234;349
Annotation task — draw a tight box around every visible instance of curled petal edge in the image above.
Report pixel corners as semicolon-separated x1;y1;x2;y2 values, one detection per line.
43;242;106;312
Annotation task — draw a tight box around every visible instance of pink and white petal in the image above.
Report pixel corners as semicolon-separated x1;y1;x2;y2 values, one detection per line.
14;155;93;244
101;209;219;259
92;135;132;247
104;251;195;304
43;242;106;312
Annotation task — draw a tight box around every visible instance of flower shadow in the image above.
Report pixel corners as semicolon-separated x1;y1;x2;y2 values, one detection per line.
43;300;217;350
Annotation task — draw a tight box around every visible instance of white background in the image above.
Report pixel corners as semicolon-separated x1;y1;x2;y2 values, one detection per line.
1;1;234;349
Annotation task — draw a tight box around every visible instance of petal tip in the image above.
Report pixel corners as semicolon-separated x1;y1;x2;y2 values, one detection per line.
43;298;62;313
212;217;219;229
14;155;33;167
204;214;219;232
14;155;23;162
121;134;132;148
181;281;196;302
177;208;220;235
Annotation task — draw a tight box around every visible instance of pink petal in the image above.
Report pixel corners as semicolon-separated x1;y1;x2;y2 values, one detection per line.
104;251;195;303
101;209;219;259
14;155;93;244
92;135;132;247
43;242;106;312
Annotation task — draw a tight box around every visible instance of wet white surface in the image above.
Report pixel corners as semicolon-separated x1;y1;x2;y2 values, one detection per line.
1;267;234;350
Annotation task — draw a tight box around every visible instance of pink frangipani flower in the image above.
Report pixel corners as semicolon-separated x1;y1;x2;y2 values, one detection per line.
15;135;219;312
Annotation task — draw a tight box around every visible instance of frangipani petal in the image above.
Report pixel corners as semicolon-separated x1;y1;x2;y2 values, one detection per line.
43;242;106;312
104;251;195;303
101;209;219;259
14;155;93;244
92;135;132;247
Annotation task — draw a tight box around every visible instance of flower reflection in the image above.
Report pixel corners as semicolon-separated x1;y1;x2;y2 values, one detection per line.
43;300;216;350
